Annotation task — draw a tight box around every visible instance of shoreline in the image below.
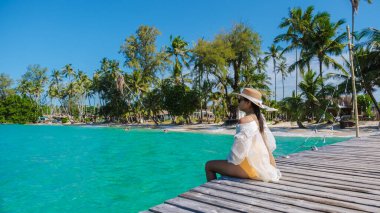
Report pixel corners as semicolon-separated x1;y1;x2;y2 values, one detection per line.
23;120;380;138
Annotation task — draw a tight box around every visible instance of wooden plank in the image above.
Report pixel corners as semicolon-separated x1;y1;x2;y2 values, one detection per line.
278;163;379;183
281;150;380;159
148;203;193;213
281;171;380;190
279;150;380;159
297;150;380;158
330;143;380;148
281;173;380;193
278;166;380;186
325;149;378;153
279;164;380;180
218;178;380;208
278;158;380;167
281;154;380;162
280;160;380;172
266;176;380;201
165;197;239;213
213;179;378;212
191;185;318;213
323;147;380;151
278;157;380;168
201;183;361;213
180;191;277;213
280;165;380;183
326;147;380;151
278;162;380;177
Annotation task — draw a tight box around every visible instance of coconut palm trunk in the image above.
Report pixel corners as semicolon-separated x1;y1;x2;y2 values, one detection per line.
295;48;298;95
352;6;355;38
318;57;325;96
282;74;285;100
273;58;277;102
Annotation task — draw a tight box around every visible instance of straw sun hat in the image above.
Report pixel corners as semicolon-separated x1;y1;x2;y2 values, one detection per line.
232;88;265;109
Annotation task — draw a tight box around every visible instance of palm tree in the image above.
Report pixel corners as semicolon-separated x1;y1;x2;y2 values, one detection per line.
61;64;75;82
254;57;268;73
275;6;314;96
61;64;76;116
191;43;207;123
359;27;380;56
166;35;191;84
278;91;304;127
286;10;346;96
354;48;380;115
350;0;373;39
75;70;92;121
48;69;63;115
277;60;289;100
309;15;346;95
299;70;324;122
125;70;149;123
265;44;283;102
209;89;226;123
92;58;129;121
241;66;271;93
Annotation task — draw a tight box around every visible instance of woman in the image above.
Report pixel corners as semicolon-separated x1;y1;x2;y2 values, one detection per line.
205;88;281;182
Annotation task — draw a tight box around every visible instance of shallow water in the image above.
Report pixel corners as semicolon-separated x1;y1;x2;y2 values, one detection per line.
0;125;350;212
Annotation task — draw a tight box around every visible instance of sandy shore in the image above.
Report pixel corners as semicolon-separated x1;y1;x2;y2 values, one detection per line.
30;120;380;138
133;121;380;138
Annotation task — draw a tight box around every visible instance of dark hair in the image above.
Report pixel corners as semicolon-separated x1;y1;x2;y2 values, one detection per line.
251;102;264;133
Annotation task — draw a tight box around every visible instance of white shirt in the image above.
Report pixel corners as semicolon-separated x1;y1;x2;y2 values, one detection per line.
227;120;282;182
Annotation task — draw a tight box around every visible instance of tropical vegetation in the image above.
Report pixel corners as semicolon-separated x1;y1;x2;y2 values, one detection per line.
1;5;379;126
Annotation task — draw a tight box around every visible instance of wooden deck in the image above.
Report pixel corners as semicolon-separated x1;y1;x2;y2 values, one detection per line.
142;133;380;213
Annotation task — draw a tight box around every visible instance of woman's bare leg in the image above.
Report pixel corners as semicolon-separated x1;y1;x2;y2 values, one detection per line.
205;160;249;182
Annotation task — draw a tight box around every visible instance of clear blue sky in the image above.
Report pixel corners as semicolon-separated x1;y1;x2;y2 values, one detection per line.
1;0;379;98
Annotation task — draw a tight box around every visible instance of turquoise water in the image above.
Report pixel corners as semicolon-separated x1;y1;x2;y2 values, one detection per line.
0;125;350;212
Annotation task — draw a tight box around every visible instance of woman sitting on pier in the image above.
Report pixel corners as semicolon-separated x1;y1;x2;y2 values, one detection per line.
205;88;282;182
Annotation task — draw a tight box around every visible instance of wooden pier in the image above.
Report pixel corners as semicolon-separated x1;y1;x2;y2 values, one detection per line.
143;133;380;212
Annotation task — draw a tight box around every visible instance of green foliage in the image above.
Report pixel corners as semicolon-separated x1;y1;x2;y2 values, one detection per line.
93;58;129;120
61;117;69;123
161;79;201;122
191;23;263;119
142;88;163;118
278;91;304;122
0;73;15;99
120;25;167;85
299;70;325;121
223;23;261;70
17;64;48;104
84;117;92;123
357;94;374;117
277;6;346;97
7;20;376;125
0;95;40;124
166;35;191;83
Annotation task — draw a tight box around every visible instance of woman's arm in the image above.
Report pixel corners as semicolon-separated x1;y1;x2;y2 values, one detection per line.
262;117;277;167
227;130;251;165
268;151;277;167
227;119;256;165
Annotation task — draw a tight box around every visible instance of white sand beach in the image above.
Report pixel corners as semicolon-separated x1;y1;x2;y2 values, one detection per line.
152;121;380;138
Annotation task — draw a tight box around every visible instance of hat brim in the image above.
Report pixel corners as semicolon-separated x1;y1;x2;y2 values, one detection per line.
232;92;264;109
